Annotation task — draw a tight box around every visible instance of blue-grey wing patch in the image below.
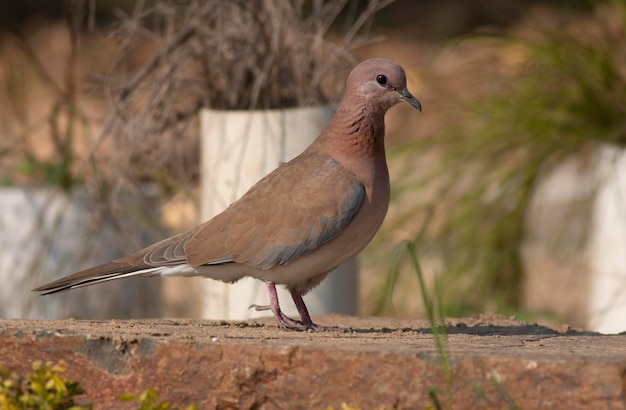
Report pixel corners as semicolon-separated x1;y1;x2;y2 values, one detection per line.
242;182;365;269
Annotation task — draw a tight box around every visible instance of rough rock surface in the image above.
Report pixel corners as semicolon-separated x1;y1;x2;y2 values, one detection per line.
0;314;624;409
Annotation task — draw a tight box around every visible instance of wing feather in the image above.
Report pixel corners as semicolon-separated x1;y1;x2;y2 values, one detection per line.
184;152;364;269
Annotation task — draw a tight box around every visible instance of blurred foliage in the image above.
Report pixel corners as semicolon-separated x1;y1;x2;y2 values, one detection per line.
377;0;626;317
0;361;197;410
0;361;88;410
120;388;197;410
0;1;93;191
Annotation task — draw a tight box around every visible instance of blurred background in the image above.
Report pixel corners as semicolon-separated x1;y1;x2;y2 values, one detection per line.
0;0;624;333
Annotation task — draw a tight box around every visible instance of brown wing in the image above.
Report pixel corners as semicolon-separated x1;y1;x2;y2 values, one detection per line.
182;151;364;269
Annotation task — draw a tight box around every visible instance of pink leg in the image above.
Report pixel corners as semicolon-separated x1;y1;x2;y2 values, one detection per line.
290;289;344;331
251;282;343;331
250;282;311;330
290;289;314;326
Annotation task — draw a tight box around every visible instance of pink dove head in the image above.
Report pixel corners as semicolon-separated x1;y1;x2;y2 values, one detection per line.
345;58;422;113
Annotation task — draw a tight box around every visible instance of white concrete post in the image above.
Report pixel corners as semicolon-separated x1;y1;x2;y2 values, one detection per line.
589;144;626;333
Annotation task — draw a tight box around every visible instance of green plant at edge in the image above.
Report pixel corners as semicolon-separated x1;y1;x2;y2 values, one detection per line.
0;361;89;410
120;388;197;410
0;361;197;410
385;240;522;409
389;240;451;409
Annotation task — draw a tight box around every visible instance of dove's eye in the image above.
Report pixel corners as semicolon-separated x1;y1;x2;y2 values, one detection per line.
376;75;387;85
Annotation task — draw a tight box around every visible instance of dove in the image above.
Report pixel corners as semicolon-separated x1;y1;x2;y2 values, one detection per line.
34;58;422;331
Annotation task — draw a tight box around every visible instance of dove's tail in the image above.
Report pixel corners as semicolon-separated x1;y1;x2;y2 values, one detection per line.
32;262;162;295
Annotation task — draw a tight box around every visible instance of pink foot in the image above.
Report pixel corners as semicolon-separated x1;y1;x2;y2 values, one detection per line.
250;282;343;331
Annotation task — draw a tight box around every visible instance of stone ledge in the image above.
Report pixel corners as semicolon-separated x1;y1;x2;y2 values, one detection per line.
0;315;624;409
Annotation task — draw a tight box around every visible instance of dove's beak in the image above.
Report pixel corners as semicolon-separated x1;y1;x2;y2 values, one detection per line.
400;88;422;112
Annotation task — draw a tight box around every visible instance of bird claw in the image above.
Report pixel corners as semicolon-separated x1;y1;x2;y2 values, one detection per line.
249;303;311;330
250;283;345;331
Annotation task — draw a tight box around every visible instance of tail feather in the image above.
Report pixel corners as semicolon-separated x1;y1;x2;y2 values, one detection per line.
33;262;160;295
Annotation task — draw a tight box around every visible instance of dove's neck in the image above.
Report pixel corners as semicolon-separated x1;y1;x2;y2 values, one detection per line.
317;101;387;161
313;99;389;197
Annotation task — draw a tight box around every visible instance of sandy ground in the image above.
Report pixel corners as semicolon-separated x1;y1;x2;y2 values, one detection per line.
2;313;618;356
